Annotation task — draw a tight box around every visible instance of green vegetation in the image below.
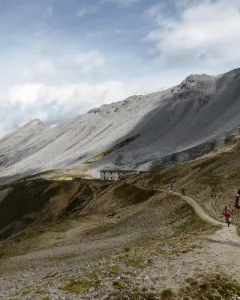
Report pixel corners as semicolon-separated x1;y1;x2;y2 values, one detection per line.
127;258;146;268
113;183;156;207
59;278;100;294
180;273;240;300
105;288;157;299
113;281;125;290
85;149;112;164
22;289;31;295
160;289;177;300
0;179;79;239
129;142;240;231
52;173;89;180
109;265;121;275
191;156;221;171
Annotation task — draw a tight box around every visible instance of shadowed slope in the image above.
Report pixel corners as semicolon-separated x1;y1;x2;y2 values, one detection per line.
0;69;240;183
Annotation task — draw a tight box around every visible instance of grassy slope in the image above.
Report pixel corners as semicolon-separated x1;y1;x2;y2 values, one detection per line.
0;154;234;299
126;140;240;231
0;179;110;239
0;181;215;258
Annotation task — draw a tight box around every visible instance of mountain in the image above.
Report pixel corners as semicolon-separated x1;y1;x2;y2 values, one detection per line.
0;68;240;184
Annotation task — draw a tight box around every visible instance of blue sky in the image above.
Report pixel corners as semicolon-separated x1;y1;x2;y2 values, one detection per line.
0;0;240;136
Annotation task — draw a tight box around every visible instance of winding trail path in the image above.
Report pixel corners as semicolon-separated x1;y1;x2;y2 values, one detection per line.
139;186;240;246
174;192;223;226
174;192;240;248
173;191;240;246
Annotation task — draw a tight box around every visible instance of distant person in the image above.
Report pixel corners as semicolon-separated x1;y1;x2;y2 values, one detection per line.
181;187;185;196
222;205;231;227
235;190;240;209
170;182;174;192
222;205;230;214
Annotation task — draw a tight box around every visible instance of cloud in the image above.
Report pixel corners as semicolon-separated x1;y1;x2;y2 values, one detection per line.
19;50;107;85
73;50;106;75
77;5;98;18
0;71;187;137
101;0;141;8
144;3;165;19
145;0;240;68
22;59;56;82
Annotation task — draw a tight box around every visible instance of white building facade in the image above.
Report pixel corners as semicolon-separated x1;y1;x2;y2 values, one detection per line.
100;170;137;181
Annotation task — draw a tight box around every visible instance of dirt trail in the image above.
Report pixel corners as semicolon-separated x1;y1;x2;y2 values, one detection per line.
173;191;240;246
140;186;240;246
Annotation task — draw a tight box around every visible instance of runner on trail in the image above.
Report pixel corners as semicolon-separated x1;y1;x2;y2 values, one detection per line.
235;190;240;209
222;205;231;227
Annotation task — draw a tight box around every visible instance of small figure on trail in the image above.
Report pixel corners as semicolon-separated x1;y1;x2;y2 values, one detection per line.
222;205;231;227
223;205;230;214
181;187;185;196
170;182;174;192
235;190;240;209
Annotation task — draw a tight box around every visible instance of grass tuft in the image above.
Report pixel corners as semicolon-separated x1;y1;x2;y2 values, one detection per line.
59;278;100;294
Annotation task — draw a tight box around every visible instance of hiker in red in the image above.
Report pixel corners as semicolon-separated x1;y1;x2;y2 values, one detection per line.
235;190;240;209
222;205;231;227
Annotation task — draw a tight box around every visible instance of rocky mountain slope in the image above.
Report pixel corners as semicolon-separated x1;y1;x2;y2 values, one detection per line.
1;68;240;184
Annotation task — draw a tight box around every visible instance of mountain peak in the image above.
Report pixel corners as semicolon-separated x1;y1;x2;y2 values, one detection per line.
21;119;46;129
25;118;44;126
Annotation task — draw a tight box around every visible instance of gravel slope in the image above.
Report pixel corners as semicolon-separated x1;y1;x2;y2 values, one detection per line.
1;69;240;184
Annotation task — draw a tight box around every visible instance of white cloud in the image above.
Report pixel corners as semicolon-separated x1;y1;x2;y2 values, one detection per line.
22;59;56;82
77;5;98;18
101;0;141;8
73;50;106;75
0;71;187;137
20;50;107;84
146;0;240;68
145;3;165;19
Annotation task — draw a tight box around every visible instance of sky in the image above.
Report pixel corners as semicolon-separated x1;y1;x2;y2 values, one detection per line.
0;0;240;136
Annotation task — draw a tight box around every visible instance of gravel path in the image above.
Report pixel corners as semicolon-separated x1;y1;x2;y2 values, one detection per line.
174;191;240;246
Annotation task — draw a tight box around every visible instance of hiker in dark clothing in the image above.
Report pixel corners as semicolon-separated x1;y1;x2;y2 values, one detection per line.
181;187;185;196
235;190;240;209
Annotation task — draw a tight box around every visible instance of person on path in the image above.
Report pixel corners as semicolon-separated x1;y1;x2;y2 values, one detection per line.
222;205;230;214
222;205;231;227
235;190;240;209
181;187;185;196
170;182;174;192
